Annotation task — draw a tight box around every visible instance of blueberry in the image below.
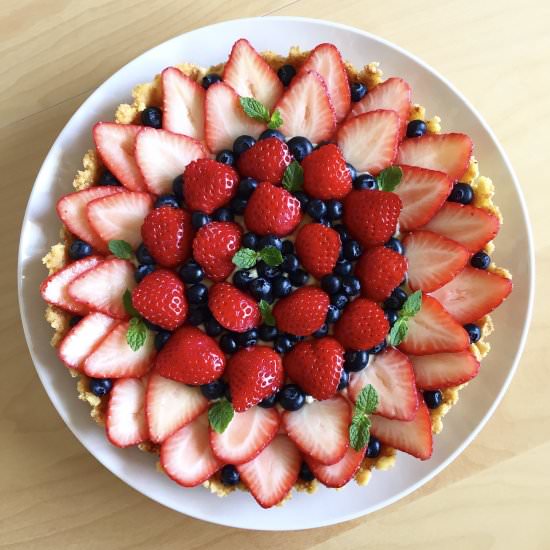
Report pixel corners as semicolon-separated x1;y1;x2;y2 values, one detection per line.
353;173;378;191
272;276;292;298
143;319;162;332
186;283;208;305
191;211;212;230
69;315;82;327
135;243;153;265
220;464;240;486
299;462;315;482
154;194;179;209
249;277;272;301
331;292;349;310
288;269;309;287
313;323;329;338
346;163;358;181
202;73;222;89
326;200;343;221
200;379;227;400
99;169;121;186
178;261;204;284
334;259;352;276
172;174;184;202
343;240;363;261
385;309;399;326
233;135;256;156
141;106;162;128
464;323;481;343
306;199;327;220
186;306;208;326
215;149;235;165
294;191;310;210
256;261;280;280
155;330;171;350
277;64;296;87
241;232;259;250
344;350;369;372
321;274;342;294
69;239;92;260
258;392;279;408
237;329;258;348
220;333;239;354
258;235;283;251
350;82;367;102
274;335;294;354
233;269;253;291
282;253;300;273
326;304;341;324
287;136;313;162
424;390;443;409
259;129;285;141
341;275;361;297
238;177;258;199
281;240;294;255
135;264;155;283
213;208;234;222
385;237;405;255
205;317;224;337
278;384;305;411
366;436;381;458
318;218;332;228
258;324;278;342
471;251;491;269
406;119;427;138
89;378;113;397
224;386;232;402
448;183;473;205
384;288;408;310
230;197;248;215
337;369;349;391
368;340;387;354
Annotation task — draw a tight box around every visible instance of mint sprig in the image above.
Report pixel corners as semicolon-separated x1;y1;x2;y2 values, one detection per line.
282;160;304;193
208;399;234;433
349;384;379;451
388;290;423;346
123;288;148;351
232;245;283;269
259;299;275;326
239;97;283;129
108;239;134;260
377;166;403;192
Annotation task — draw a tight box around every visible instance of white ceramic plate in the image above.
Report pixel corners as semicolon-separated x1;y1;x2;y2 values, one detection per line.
18;16;534;530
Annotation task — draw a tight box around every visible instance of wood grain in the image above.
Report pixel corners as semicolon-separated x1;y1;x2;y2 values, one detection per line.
2;0;549;547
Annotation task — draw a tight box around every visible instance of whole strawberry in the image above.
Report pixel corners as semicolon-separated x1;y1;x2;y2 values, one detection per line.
273;286;330;336
131;269;187;330
244;182;302;237
192;221;242;282
155;326;225;384
301;144;352;200
236;137;292;183
183;158;239;214
334;298;389;350
141;206;193;267
227;346;284;411
284;337;344;400
295;223;341;279
208;282;261;333
355;246;408;301
343;190;402;248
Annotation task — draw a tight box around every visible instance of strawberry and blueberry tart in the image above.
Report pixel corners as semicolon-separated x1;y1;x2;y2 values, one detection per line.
40;39;513;508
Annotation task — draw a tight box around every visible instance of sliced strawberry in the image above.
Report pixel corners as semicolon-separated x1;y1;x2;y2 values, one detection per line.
336;110;400;175
93;122;146;191
162;67;206;141
404;230;469;293
56;187;122;252
87;190;153;249
160;413;222;487
274;70;336;143
135;127;208;195
394;165;453;231
205;81;265;153
431;266;513;324
83;320;155;378
398;295;470;355
410;350;480;390
237;434;301;508
68;258;135;319
106;376;149;448
396;133;473;182
282;396;351;465
299;43;351;122
40;256;102;315
210;406;280;464
420;202;500;253
223;38;283;111
145;372;208;443
370;400;433;460
348;347;418;421
58;312;117;370
307;447;365;488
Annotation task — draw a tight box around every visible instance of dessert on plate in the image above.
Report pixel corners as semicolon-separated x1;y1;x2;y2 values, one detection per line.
40;38;512;508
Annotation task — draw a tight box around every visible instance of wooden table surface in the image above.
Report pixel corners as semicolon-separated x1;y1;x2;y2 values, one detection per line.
2;0;549;547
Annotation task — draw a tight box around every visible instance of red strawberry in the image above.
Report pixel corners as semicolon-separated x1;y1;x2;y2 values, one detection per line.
210;406;280;464
192;221;242;281
145;372;208;443
205;81;265;152
404;230;469;293
421;202;500;253
236;137;292;184
307;447;365;488
272;286;330;336
410;350;480;390
370;400;433;460
284;337;344;400
154;326;225;385
227;346;284;412
135;127;208;195
161;413;222;487
355;246;408;301
56;187;122;252
87;190;154;249
274;70;336;143
162;67;206;141
243;182;302;237
301;144;352;200
93;122;146;192
141;206;193;268
336;110;400;174
394;165;453;231
83;321;156;378
282;396;351;465
396;133;473;182
183;158;239;214
334;298;389;350
208;282;261;333
68;258;135;319
131;269;187;330
40;256;102;315
348;347;418;420
295;223;341;279
106;376;149;447
431;266;513;324
398;295;470;355
237;434;301;508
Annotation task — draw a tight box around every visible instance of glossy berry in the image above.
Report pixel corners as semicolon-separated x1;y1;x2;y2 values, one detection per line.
191;211;212;230
272;276;292;298
154;330;171;350
341;275;361;297
228;197;246;216
216;149;235;165
238;177;258;199
248;277;272;301
258;392;278;408
406;119;427;138
313;323;329;338
278;384;306;411
287;136;313;162
135;264;155;283
204;317;224;337
258;324;278;342
233;134;256;156
471;251;491;269
89;378;113;397
321;274;342;295
464;323;481;344
350;82;367;102
385;237;405;255
277;64;296;86
325;304;341;324
241;232;258;250
258;235;283;251
136;243;154;265
344;350;369;372
140;106;162;128
233;269;253;291
274;335;294;354
172;174;184;201
299;462;315;482
186;283;208;305
259;129;285;141
385;309;398;326
178;261;204;285
202;73;222;89
220;333;239;354
353;173;378;191
237;329;258;348
424;390;443;409
366;436;381;458
325;200;343;221
384;287;408;310
211;208;233;222
98;169;120;186
200;379;227;400
288;269;309;287
154;194;179;208
306;199;327;220
334;260;352;276
281;240;294;255
368;340;387;354
346;163;357;181
330;292;348;310
237;138;292;184
448;182;474;205
281;253;299;273
337;369;349;390
343;240;363;261
69;239;92;260
294;191;310;210
220;464;240;486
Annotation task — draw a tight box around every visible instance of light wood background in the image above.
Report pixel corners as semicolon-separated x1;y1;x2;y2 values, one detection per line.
2;0;549;548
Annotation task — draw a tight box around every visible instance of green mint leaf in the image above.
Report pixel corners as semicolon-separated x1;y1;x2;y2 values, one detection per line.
377;166;403;192
355;384;379;415
267;109;283;130
349;416;371;451
259;246;284;267
388;318;409;346
208;399;234;433
123;289;140;318
126;317;147;351
282;160;304;192
401;290;423;318
108;239;133;260
239;97;270;123
259;299;276;326
232;248;259;269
